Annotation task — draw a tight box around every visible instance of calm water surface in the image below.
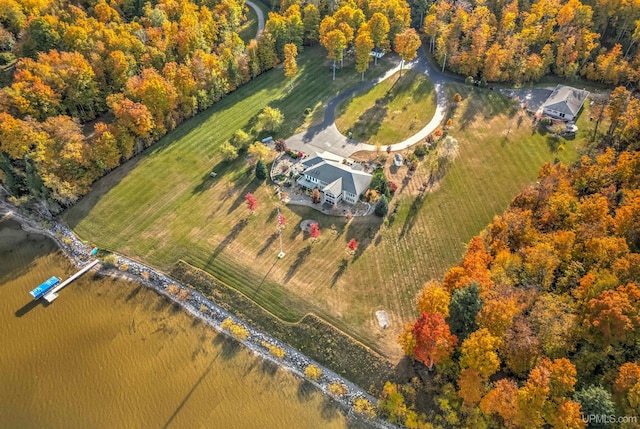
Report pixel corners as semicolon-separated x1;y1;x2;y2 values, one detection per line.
0;219;356;428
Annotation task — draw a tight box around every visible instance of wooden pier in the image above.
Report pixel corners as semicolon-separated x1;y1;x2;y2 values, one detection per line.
43;260;100;303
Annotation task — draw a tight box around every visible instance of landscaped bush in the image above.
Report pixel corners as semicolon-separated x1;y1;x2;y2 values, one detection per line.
176;288;191;302
352;397;377;418
465;76;475;84
261;340;286;359
102;254;118;268
328;381;348;397
305;364;323;380
540;117;552;126
365;189;379;202
413;144;428;157
221;318;249;340
389;182;398;194
167;284;180;295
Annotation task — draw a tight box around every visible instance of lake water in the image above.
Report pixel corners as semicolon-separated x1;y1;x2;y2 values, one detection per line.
0;218;357;428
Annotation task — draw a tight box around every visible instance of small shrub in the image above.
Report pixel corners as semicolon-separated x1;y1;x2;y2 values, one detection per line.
365;189;379;202
389;182;398;194
167;284;180;295
304;107;312;116
446;119;453;126
141;271;150;280
262;341;286;359
540;117;552;126
434;129;443;137
176;288;191;302
305;364;322;380
222;318;250;340
199;304;208;313
465;76;474;84
413;144;428;157
352;397;377;418
328;382;348;397
119;263;129;271
61;237;72;245
103;254;118;268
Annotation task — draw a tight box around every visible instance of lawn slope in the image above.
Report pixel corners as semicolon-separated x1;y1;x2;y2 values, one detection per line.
64;64;593;360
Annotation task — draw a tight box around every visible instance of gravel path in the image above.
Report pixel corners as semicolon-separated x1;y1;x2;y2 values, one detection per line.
0;197;396;428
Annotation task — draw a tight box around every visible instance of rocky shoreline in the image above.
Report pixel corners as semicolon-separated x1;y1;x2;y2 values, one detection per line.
0;199;395;429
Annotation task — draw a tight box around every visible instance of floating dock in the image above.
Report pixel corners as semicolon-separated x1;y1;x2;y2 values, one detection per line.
30;276;61;300
28;260;100;303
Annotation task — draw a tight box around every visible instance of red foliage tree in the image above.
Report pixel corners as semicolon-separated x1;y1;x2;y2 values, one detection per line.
411;313;457;370
245;193;258;213
309;222;320;239
348;238;358;251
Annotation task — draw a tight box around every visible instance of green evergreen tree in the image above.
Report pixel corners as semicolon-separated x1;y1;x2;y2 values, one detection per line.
448;282;483;342
255;159;268;180
375;195;389;217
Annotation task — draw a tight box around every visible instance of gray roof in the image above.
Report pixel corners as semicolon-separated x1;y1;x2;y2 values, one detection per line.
303;156;372;196
323;178;342;196
542;85;589;117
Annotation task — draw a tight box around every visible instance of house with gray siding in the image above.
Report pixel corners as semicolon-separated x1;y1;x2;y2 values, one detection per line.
541;85;589;121
297;152;372;205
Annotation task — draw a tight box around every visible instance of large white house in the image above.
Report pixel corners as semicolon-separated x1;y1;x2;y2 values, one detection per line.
541;85;590;121
297;152;372;205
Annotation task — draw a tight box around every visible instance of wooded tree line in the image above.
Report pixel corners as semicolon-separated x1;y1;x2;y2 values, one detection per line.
424;0;640;85
390;148;640;427
0;0;284;210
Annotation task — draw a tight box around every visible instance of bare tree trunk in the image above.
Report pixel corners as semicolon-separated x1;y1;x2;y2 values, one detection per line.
332;60;336;80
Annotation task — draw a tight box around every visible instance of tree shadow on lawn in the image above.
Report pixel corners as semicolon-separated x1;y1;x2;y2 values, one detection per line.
205;218;249;266
399;193;426;239
331;258;349;287
410;76;435;102
192;159;237;195
257;232;279;256
458;89;520;131
349;100;388;142
226;179;261;215
284;245;312;283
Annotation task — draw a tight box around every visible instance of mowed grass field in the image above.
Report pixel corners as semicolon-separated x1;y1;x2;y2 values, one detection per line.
335;70;436;146
64;56;595;360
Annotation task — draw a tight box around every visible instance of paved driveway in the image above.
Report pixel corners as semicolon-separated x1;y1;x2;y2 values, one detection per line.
497;88;554;111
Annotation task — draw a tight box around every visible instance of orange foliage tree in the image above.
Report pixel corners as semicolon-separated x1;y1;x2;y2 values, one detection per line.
411;313;457;370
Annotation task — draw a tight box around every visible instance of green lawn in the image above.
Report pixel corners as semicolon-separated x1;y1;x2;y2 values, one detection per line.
64;59;595;361
335;70;436;146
